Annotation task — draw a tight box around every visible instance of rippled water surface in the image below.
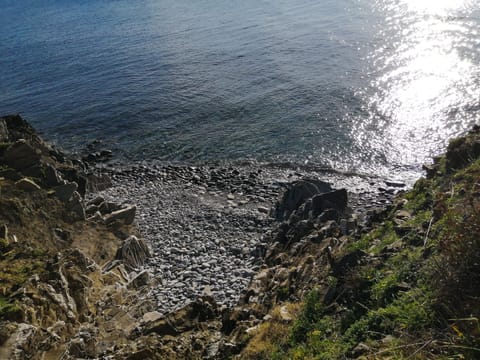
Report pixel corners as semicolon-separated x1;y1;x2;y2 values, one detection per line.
1;0;479;179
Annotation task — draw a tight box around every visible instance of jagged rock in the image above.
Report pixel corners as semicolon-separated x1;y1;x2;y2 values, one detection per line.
15;178;41;192
273;179;332;221
0;168;21;181
115;236;150;271
66;191;86;220
332;249;368;277
310;188;348;216
45;164;62;186
127;270;150;289
0;323;40;360
0;224;7;239
2;140;40;171
0;119;9;141
104;205;136;225
1;115;36;141
54;181;78;202
59;168;87;197
87;196;104;207
143;297;218;336
64;326;98;359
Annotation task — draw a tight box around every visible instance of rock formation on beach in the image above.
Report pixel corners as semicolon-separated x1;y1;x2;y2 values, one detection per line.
0;114;479;359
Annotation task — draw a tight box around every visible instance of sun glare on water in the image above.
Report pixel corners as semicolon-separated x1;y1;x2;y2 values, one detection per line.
402;0;474;14
357;0;480;173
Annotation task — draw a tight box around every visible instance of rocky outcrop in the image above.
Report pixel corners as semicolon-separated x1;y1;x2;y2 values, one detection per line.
0;115;150;359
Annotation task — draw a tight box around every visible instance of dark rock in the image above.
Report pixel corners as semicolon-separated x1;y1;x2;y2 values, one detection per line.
54;228;72;243
59;168;87;197
115;235;150;271
0;167;21;181
317;209;340;223
2;139;40;171
385;180;406;188
0;119;9;142
87;196;105;207
0;224;8;239
273;179;332;221
45;164;62;186
299;188;348;220
332;250;367;277
54;182;78;202
1;114;36;141
285;220;314;243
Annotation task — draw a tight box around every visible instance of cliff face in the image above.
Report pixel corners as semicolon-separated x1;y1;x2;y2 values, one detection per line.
0;114;478;360
0;115;152;359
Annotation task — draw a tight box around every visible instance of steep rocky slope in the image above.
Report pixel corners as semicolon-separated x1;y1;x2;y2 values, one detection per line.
0;114;478;359
0;115;152;359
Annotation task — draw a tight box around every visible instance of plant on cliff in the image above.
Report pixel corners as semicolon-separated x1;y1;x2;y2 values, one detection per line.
245;128;480;359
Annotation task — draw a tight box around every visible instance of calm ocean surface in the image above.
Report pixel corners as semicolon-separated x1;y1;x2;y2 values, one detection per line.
1;0;479;180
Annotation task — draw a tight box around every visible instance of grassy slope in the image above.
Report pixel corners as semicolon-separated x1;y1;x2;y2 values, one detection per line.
243;128;480;359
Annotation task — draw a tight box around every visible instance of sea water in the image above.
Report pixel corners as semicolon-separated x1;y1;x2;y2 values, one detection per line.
1;0;479;180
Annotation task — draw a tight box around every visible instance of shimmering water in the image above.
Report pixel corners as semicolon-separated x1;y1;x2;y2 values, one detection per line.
1;0;479;180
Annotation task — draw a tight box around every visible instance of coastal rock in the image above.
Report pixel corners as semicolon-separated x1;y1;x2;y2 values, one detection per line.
115;235;150;271
0;224;8;239
273;179;332;221
2;140;40;171
15;178;41;192
45;164;62;186
127;270;150;289
143;296;218;336
0;119;9;142
54;182;78;202
64;326;98;359
66;191;86;220
104;205;136;225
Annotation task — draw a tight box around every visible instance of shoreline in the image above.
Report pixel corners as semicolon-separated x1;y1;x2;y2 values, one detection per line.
92;160;402;313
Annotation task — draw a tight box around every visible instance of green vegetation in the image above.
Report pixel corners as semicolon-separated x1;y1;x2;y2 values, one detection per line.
245;129;480;359
0;296;22;321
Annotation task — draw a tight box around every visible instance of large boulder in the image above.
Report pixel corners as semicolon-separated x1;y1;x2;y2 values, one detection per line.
299;188;348;220
273;179;332;221
2;140;40;171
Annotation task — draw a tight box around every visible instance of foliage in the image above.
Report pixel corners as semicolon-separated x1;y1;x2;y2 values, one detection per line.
247;131;480;359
